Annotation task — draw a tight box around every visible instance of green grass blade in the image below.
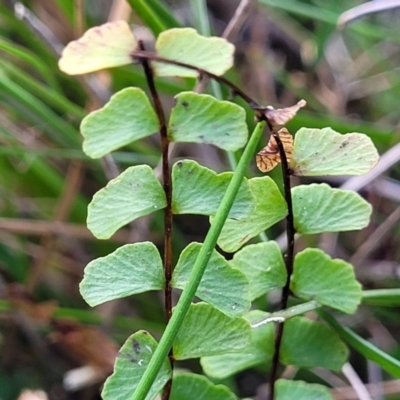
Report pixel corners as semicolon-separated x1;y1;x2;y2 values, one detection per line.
0;60;85;119
0;74;80;148
259;0;400;43
0;37;60;91
362;289;400;307
132;121;266;400
260;0;338;24
319;309;400;378
255;0;343;26
144;0;181;30
126;0;180;36
0;5;58;61
0;300;163;332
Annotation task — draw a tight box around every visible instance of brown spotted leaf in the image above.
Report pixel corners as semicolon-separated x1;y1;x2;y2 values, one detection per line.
278;128;294;162
256;142;279;172
263;100;306;128
256;128;293;172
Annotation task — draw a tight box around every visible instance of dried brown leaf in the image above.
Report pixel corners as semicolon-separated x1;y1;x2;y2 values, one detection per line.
256;128;294;172
256;138;280;172
264;99;306;127
279;128;294;162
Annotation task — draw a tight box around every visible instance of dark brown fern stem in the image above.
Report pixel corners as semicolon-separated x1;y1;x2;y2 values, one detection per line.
131;50;258;107
268;130;295;400
138;41;174;400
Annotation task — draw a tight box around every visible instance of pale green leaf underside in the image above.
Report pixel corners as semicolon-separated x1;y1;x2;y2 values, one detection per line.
281;317;348;370
291;248;362;314
290;127;379;176
154;28;234;77
170;374;237;400
87;165;166;239
102;331;171;400
200;310;275;379
292;183;372;234
172;160;254;219
276;379;333;400
230;242;287;301
168;92;248;151
216;177;288;252
59;21;137;75
172;242;250;317
80;242;164;306
81;87;158;158
174;303;251;360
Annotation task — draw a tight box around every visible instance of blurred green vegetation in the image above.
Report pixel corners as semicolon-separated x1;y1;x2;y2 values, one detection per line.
0;1;400;399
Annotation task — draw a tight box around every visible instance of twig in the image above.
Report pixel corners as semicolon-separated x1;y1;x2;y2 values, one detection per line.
0;218;131;242
223;0;256;42
320;141;400;256
331;379;400;400
101;155;120;180
14;2;64;55
350;205;400;267
341;142;400;192
138;41;174;400
342;363;373;400
131;50;259;108
25;160;84;293
108;0;131;22
74;0;85;37
338;0;400;29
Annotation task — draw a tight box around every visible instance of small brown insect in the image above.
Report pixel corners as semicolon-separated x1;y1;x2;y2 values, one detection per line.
256;128;293;172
